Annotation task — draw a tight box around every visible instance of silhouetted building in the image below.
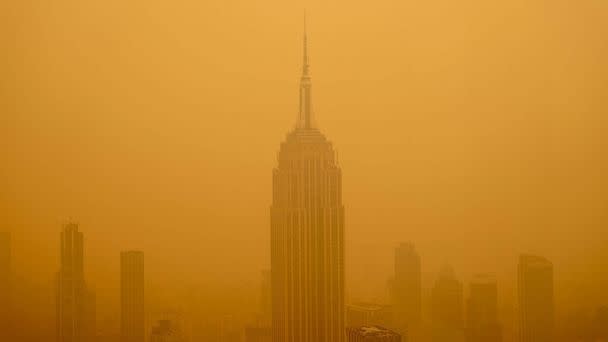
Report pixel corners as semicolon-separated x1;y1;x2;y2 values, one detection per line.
347;302;394;329
56;222;96;342
346;326;402;342
0;232;10;339
270;25;345;342
431;265;464;342
393;243;421;337
150;320;183;342
518;254;554;342
121;251;144;342
466;274;501;342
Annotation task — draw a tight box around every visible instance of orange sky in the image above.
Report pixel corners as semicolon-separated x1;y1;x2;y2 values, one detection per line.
1;0;607;338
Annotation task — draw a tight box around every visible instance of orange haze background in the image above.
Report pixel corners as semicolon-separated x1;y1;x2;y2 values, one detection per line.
1;0;607;340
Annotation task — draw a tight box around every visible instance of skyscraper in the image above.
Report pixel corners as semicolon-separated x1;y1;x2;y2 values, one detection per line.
517;254;553;342
121;250;145;342
0;232;10;339
431;265;464;342
56;222;95;342
465;274;501;342
393;243;421;337
270;24;345;342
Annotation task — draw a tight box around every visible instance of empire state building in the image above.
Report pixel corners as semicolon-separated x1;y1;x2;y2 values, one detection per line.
270;27;345;342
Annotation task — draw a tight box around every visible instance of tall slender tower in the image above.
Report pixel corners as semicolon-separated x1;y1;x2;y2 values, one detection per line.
270;22;345;342
57;222;86;342
121;251;145;342
517;254;553;342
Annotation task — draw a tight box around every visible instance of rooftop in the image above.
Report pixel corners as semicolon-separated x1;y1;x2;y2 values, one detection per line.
349;325;400;338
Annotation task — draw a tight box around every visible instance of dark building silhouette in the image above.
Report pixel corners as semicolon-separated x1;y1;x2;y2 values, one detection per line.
346;326;402;342
0;232;10;339
431;265;464;342
393;243;421;337
465;274;501;342
270;25;345;342
347;302;394;329
56;222;96;342
121;250;145;342
518;254;554;342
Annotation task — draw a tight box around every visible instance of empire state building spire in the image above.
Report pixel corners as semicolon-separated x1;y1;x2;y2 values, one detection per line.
297;14;314;130
302;14;310;76
271;21;345;342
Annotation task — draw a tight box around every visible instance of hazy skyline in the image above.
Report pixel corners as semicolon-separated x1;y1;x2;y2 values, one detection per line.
2;1;608;340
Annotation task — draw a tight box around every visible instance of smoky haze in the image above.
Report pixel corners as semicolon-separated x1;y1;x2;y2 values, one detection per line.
1;0;607;341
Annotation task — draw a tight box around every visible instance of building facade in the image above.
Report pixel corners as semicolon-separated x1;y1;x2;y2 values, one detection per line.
518;254;553;342
393;243;421;337
431;265;464;342
465;274;501;342
56;222;95;342
270;28;345;342
121;250;145;342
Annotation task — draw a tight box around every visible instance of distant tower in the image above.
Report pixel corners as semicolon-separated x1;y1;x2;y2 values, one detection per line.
56;222;95;342
346;326;402;342
393;243;421;337
0;232;10;339
517;254;553;342
431;265;464;341
465;274;501;342
270;19;345;342
121;251;145;342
